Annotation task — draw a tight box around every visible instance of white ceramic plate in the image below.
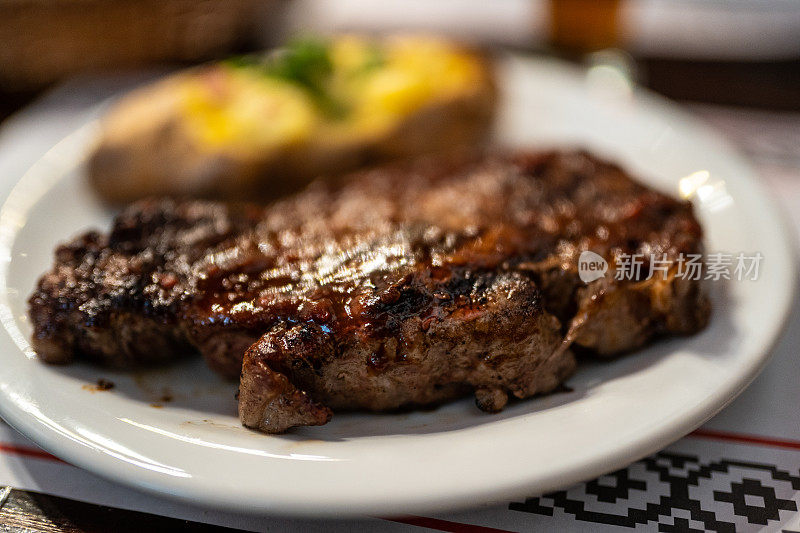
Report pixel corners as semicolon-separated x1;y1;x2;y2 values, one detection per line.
0;56;794;517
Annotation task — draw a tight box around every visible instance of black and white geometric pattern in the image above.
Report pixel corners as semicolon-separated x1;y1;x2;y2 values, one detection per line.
510;451;800;532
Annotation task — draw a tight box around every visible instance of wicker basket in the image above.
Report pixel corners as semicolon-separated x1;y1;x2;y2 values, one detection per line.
0;0;261;90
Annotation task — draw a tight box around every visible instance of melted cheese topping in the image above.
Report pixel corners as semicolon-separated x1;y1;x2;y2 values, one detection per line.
181;69;317;155
180;35;488;155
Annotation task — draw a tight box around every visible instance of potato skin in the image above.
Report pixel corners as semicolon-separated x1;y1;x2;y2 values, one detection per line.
88;50;497;204
89;73;276;204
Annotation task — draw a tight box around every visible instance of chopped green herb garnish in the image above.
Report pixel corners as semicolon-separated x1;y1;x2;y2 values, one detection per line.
263;38;333;94
357;44;385;74
226;38;346;118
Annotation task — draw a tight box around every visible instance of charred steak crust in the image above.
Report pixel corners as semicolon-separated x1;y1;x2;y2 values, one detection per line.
239;270;573;433
28;151;710;433
28;200;261;368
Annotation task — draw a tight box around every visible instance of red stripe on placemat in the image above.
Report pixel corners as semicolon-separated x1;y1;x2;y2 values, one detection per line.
0;442;64;463
689;428;800;451
384;516;515;533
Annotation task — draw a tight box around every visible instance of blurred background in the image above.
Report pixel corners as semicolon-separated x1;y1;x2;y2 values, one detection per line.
1;0;799;123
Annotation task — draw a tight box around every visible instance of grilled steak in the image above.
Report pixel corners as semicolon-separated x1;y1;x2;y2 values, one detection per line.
29;151;710;433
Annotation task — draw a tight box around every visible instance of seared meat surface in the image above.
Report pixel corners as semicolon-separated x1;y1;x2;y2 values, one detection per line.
29;151;710;432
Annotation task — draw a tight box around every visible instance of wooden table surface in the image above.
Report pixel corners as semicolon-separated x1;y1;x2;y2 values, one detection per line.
0;487;244;532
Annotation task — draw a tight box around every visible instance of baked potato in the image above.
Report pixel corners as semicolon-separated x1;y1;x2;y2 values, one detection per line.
88;35;497;203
